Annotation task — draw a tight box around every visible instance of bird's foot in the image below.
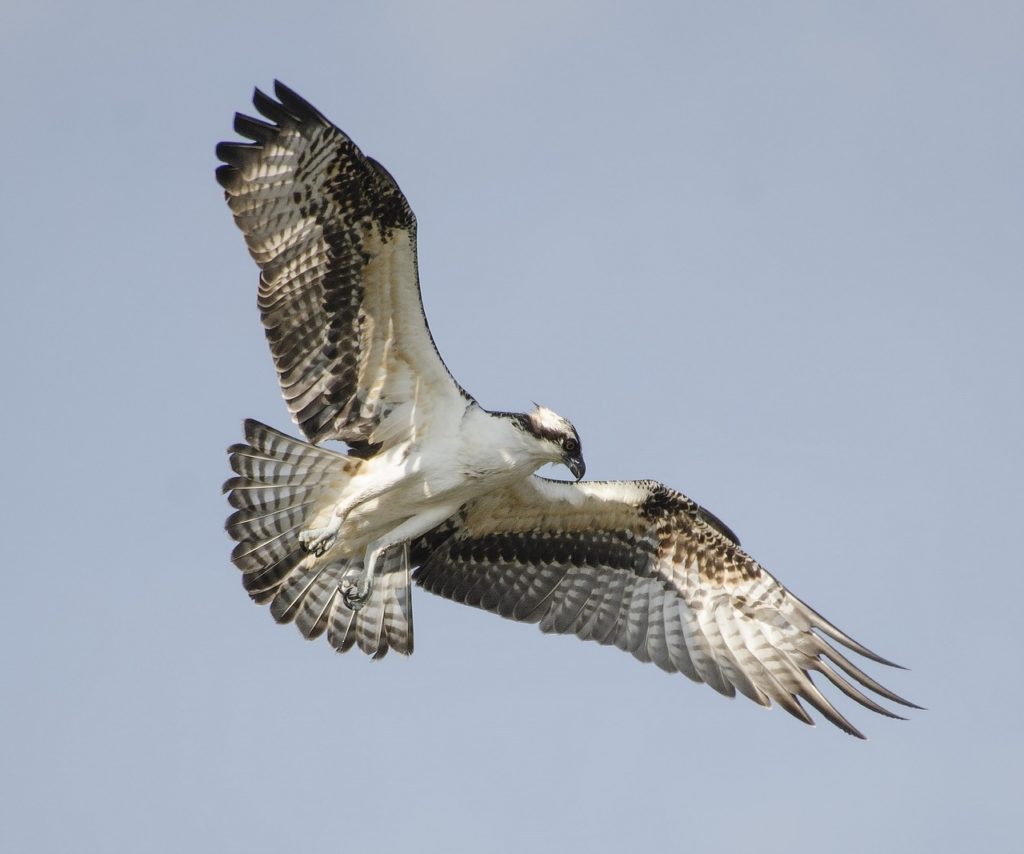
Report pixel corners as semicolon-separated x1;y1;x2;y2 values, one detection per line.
299;519;341;556
340;569;373;611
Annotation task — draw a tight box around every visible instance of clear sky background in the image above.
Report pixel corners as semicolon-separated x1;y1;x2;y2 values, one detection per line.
3;2;1022;852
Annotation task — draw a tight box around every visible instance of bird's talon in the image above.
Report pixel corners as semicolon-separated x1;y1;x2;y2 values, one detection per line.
299;525;338;556
340;575;372;610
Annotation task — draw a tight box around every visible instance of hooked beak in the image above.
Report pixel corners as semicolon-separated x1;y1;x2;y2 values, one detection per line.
565;454;586;481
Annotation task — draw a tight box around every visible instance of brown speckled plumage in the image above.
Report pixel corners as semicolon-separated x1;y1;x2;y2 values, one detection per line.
217;81;470;446
414;477;917;738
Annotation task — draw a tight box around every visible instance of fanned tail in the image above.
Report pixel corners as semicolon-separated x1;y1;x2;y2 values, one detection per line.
223;419;414;657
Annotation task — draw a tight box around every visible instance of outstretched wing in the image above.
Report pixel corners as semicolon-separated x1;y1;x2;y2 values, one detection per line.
414;477;916;738
217;81;471;448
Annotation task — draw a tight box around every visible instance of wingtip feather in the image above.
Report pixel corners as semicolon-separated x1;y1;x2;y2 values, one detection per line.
796;598;905;668
252;85;296;126
273;79;327;124
214;163;237;190
233;111;277;144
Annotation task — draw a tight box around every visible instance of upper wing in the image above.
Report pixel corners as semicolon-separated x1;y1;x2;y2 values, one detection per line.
217;81;471;448
413;477;916;738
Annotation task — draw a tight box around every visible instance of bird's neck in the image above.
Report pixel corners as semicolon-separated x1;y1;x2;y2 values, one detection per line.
458;406;550;480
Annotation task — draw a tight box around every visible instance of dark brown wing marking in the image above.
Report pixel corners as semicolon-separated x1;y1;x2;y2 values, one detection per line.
414;477;917;737
217;81;470;447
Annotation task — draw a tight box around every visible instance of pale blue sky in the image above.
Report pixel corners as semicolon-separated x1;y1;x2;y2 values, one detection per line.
3;2;1022;852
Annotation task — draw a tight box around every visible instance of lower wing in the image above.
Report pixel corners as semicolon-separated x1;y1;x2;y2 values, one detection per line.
413;476;917;738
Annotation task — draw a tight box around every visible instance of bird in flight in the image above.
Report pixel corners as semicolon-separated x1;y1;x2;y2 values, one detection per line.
217;81;915;737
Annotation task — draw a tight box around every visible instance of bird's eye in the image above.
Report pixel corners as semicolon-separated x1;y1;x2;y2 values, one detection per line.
563;438;579;454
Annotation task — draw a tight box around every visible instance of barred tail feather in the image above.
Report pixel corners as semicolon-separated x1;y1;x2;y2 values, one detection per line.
354;544;413;657
223;419;414;657
269;552;413;658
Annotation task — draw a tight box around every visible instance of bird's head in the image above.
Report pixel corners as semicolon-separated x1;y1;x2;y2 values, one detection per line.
518;404;586;480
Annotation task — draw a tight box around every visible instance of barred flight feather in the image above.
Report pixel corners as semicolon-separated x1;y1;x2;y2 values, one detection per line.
414;476;919;738
217;80;470;448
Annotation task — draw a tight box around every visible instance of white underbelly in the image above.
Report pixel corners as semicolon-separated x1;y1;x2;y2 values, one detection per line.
324;460;481;557
309;422;539;560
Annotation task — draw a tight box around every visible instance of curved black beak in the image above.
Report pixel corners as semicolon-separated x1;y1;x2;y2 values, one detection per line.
565;454;586;481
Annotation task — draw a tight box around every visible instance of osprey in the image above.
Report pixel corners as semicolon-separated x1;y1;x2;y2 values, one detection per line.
218;81;915;738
